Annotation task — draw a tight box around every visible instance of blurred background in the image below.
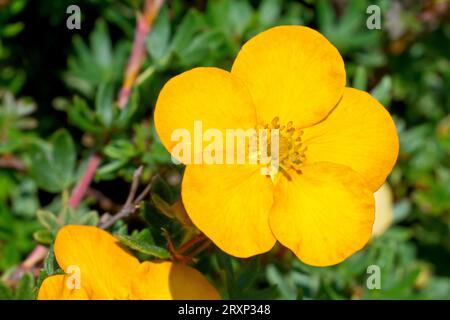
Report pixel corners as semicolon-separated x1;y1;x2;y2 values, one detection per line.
0;0;449;299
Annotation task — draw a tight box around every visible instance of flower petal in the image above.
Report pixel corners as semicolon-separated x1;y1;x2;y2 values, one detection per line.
38;275;89;300
130;261;220;300
269;162;375;266
231;26;345;128
54;225;140;299
372;183;393;237
154;67;257;163
302;87;399;191
182;164;276;257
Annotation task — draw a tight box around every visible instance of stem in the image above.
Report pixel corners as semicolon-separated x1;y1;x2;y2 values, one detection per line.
68;154;102;208
99;167;156;229
117;0;164;108
178;234;207;254
0;155;26;171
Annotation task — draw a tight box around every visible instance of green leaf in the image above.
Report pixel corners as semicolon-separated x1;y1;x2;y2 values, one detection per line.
229;0;253;36
51;129;76;189
259;0;282;26
316;0;335;32
147;4;171;62
90;20;113;70
116;89;139;129
36;210;60;232
205;0;230;32
43;247;57;276
171;10;204;54
371;76;392;106
95;82;115;128
76;210;99;226
15;272;35;300
353;66;368;91
235;258;260;292
151;194;175;219
177;30;224;66
28;144;62;193
0;281;14;300
69;96;103;134
33;229;54;245
132;228;155;245
96;160;127;178
116;234;170;259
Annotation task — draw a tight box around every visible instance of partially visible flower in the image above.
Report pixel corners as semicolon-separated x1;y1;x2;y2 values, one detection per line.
154;26;399;266
38;225;220;300
372;183;394;237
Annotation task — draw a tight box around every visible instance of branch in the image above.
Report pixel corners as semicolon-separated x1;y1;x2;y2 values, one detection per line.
0;155;26;171
117;0;164;108
99;167;156;229
68;154;102;208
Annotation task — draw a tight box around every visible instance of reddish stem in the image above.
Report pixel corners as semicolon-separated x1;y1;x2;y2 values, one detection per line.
117;0;164;108
68;154;102;208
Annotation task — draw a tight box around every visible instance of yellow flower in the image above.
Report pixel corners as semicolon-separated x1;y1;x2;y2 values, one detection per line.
154;26;399;266
372;183;394;237
37;225;220;300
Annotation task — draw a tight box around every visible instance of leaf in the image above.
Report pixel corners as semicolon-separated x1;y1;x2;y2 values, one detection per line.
15;272;35;300
235;258;260;292
95;82;115;128
96;159;127;178
266;264;296;299
259;0;282;26
132;228;155;245
0;281;14;300
177;30;224;66
68;96;103;134
43;247;57;276
151;194;175;219
116;234;170;259
228;0;253;36
371;76;392;107
51;129;77;189
28;144;62;193
171;10;204;54
33;229;54;245
353;66;368;91
36;210;60;232
147;4;171;63
116;89;139;129
76;210;99;226
90;20;113;70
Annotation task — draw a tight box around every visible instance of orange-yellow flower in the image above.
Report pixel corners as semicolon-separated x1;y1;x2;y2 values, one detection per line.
38;225;220;300
154;26;399;266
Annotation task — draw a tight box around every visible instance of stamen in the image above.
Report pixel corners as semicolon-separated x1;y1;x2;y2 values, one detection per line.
256;116;307;179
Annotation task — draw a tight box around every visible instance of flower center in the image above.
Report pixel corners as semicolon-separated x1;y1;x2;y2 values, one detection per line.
257;116;307;180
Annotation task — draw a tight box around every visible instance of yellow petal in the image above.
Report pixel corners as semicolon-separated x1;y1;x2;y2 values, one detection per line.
54;225;140;299
269;162;375;266
302;87;399;191
182;164;276;258
231;26;345;128
154;67;257;163
130;261;220;300
38;275;89;300
372;183;393;237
